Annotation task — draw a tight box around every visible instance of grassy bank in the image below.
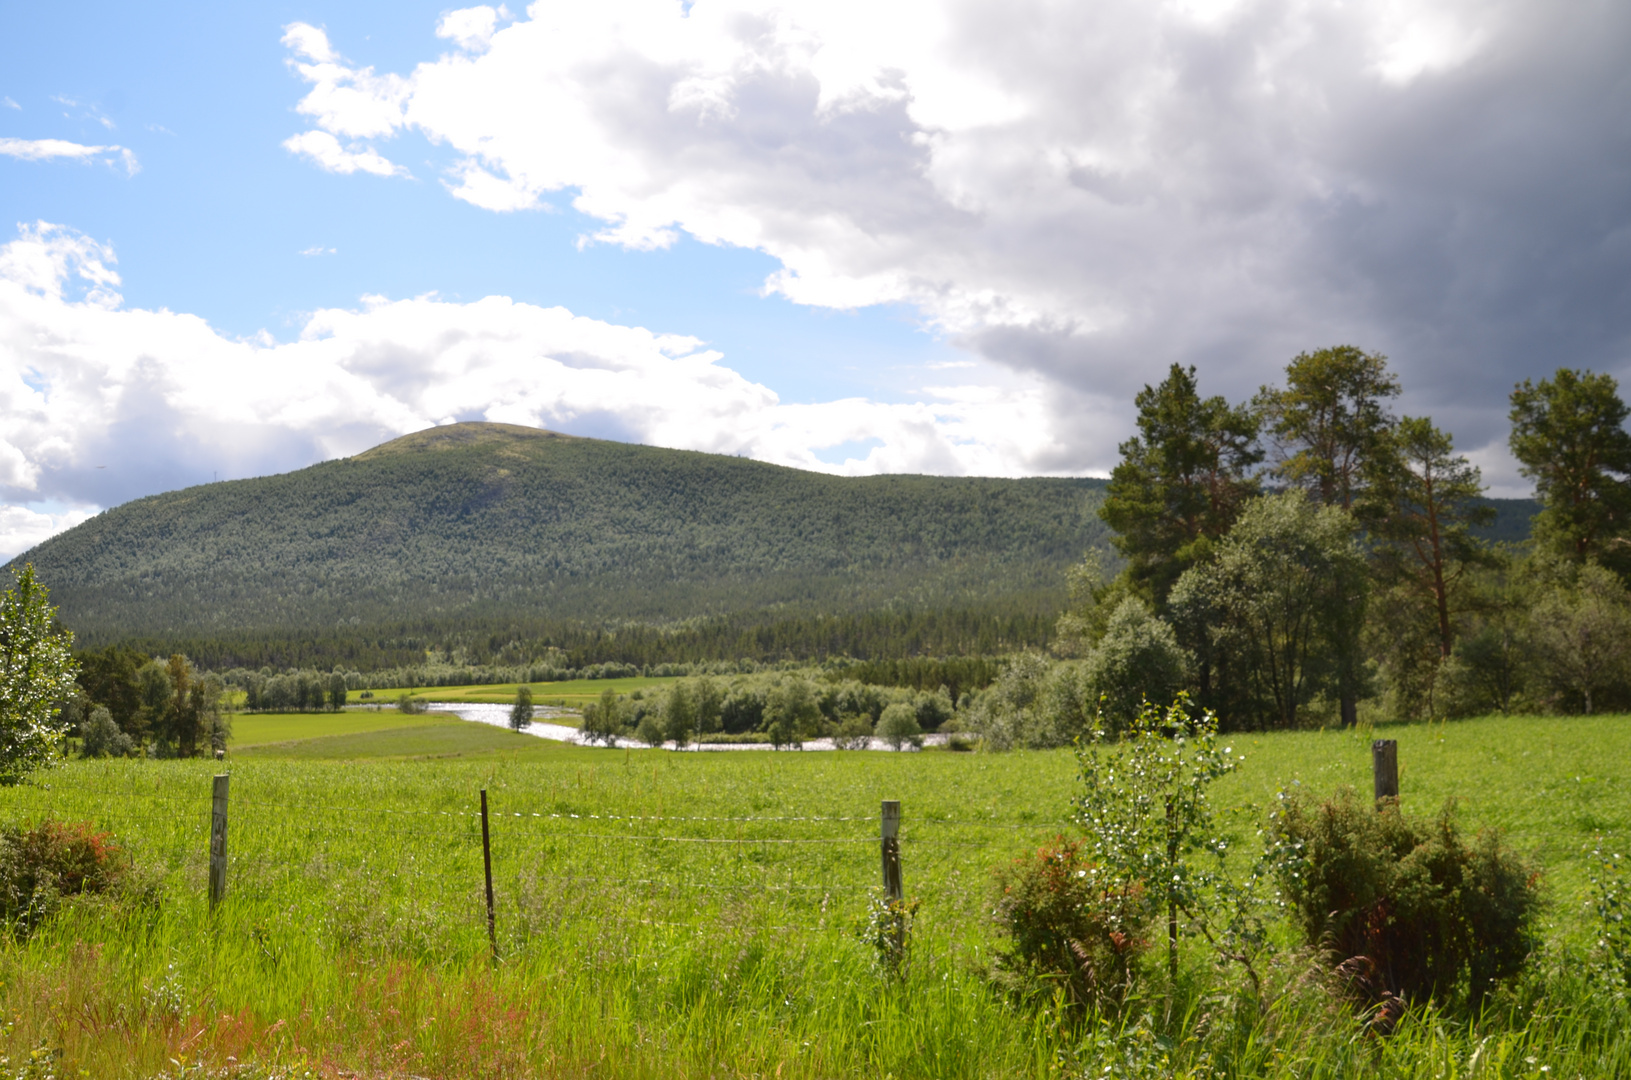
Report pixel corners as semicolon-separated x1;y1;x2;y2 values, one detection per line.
2;713;1629;1076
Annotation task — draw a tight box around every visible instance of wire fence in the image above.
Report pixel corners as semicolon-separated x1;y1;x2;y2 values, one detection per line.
0;774;1077;952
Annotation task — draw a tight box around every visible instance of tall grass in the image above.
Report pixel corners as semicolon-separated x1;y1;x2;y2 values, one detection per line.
2;715;1629;1076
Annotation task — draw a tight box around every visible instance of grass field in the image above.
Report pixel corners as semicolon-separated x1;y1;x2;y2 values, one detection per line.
357;676;676;707
2;713;1629;1077
228;711;446;747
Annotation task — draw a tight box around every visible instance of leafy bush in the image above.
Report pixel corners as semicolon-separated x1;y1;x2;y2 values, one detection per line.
991;836;1149;1009
396;696;427;715
1075;697;1243;986
0;820;130;937
857;894;920;979
1269;787;1540;1005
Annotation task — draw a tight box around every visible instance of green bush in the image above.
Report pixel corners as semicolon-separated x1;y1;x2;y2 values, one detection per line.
1269;787;1540;1005
0;820;130;937
991;835;1149;1009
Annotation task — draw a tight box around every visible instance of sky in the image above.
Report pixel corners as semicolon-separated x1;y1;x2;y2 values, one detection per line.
2;0;1629;560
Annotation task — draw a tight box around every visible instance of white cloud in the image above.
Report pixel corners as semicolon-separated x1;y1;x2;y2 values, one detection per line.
282;130;406;177
0;222;1098;556
0;137;139;174
0;505;96;564
299;246;338;257
437;6;507;52
275;0;1631;460
2;98;18;111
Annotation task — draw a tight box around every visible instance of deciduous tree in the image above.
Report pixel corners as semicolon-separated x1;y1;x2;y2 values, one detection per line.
0;565;77;783
1170;493;1368;730
509;686;534;731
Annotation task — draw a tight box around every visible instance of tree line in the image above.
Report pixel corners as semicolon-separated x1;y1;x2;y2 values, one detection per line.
100;606;1060;676
973;351;1631;740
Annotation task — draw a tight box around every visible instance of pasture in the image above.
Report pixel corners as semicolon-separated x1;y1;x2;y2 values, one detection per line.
358;676;677;708
2;713;1629;1077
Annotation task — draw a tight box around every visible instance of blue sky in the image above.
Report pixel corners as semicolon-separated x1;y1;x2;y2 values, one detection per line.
3;0;1629;558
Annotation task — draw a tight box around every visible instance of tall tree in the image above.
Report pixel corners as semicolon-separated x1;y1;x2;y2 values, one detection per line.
1364;417;1496;658
1256;346;1400;511
1509;369;1631;573
0;565;78;784
74;645;148;734
1100;364;1262;607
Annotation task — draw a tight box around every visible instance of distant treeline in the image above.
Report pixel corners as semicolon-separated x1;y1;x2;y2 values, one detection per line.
105;607;1055;675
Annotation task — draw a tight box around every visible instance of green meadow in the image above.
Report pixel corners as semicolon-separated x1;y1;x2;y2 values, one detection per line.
2;713;1630;1077
358;675;677;708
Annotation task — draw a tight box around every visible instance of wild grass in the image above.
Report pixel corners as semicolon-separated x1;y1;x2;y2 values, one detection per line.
1;713;1628;1076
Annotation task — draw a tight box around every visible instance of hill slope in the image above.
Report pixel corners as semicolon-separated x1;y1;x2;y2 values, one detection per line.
14;424;1114;648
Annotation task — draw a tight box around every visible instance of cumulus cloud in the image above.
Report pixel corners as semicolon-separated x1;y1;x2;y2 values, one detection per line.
0;505;96;565
0;137;138;174
0;222;1094;559
281;130;406;176
276;0;1631;478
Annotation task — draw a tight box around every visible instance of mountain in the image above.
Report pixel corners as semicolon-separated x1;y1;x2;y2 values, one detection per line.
8;423;1540;668
12;424;1113;656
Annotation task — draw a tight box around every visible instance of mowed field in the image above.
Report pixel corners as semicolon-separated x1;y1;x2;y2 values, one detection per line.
2;713;1629;1077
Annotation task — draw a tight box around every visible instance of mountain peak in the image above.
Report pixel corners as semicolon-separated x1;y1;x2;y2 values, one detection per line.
353;422;582;461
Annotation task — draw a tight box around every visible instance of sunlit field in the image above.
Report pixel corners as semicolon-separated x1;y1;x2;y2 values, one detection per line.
2;713;1629;1077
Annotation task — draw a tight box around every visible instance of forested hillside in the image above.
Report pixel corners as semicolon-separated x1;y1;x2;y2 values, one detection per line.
13;423;1113;663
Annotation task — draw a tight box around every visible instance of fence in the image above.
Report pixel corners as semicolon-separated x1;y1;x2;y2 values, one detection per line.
0;771;1072;962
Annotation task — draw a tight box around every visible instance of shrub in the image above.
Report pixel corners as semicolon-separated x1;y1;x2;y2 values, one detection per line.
858;894;920;979
1269;787;1540;1005
991;836;1149;1009
0;820;130;937
396;696;427;715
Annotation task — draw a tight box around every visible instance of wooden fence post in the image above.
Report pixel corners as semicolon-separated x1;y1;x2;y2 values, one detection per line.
880;800;902;902
1373;739;1399;805
209;774;229;910
481;788;498;963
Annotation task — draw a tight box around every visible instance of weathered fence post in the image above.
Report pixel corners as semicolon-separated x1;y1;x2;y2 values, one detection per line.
209;774;229;910
480;788;498;963
880;800;902;901
1373;739;1399;805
